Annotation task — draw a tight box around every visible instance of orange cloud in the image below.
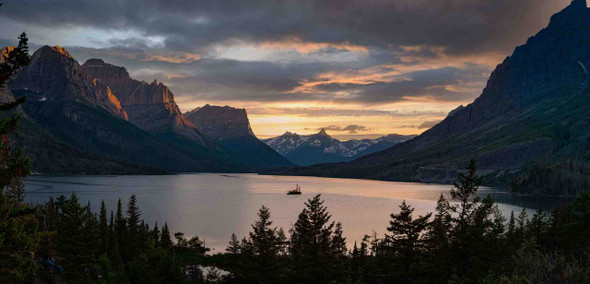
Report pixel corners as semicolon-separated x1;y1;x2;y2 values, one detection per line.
258;36;369;54
141;52;201;63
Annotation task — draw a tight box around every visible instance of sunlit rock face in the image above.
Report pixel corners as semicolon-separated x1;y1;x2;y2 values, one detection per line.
184;104;255;140
82;59;212;146
1;46;15;62
9;46;128;119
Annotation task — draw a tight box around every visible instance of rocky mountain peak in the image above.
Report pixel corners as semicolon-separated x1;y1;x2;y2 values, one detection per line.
81;58;212;146
316;128;330;137
546;0;587;27
570;0;587;10
82;59;131;81
37;45;73;58
9;46;128;119
184;104;255;140
84;58;105;65
424;0;590;138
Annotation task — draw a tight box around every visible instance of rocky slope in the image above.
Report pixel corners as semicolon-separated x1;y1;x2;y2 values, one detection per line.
264;130;414;166
8;46;246;173
275;0;590;194
10;46;128;119
81;58;213;148
184;105;293;170
1;86;164;174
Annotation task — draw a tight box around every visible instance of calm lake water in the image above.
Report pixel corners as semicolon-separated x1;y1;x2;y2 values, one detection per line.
23;173;570;252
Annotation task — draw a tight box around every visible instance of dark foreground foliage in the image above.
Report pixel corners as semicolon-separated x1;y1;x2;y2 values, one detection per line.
3;156;590;283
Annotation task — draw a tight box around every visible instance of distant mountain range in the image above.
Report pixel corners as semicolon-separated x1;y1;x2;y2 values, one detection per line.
4;45;290;174
263;129;415;166
273;0;590;195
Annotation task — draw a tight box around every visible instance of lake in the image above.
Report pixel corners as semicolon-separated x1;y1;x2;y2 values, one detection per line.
23;173;569;253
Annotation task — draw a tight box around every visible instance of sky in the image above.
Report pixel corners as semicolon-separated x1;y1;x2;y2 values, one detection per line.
0;0;572;139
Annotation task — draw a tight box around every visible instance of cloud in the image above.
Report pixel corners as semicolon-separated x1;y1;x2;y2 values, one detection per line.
0;0;567;56
316;124;370;134
0;0;571;136
417;120;442;129
309;65;491;103
246;107;448;118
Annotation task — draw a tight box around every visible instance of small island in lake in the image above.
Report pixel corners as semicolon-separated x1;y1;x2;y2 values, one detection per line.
287;183;302;195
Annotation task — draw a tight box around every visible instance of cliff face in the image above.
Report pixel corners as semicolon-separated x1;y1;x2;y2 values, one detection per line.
184;104;255;140
9;46;128;119
278;0;590;189
184;105;294;170
81;59;212;146
4;46;248;173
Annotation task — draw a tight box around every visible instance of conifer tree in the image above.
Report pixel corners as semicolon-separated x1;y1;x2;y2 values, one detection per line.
0;31;38;282
242;206;284;282
385;200;431;281
108;210;115;251
427;194;452;250
290;194;346;282
151;221;160;247
187;235;209;254
225;233;243;281
450;159;482;237
447;160;504;282
126;195;141;260
56;193;99;282
507;211;516;236
227;233;241;255
114;199;126;257
99;201;109;252
160;222;173;249
517;208;528;229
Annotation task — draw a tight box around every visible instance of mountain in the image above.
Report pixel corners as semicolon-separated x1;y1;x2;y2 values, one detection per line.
81;58;214;148
8;46;246;173
9;46;128;119
184;105;294;170
263;129;415;166
275;0;590;195
0;85;164;174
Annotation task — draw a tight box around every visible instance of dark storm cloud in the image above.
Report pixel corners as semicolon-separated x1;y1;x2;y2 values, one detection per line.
0;0;571;107
314;65;490;103
0;0;568;55
7;42;489;104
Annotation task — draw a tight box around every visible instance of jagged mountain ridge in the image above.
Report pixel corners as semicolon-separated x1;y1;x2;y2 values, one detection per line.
8;46;247;173
184;104;294;170
81;58;214;148
275;0;590;191
263;129;415;166
9;46;128;119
